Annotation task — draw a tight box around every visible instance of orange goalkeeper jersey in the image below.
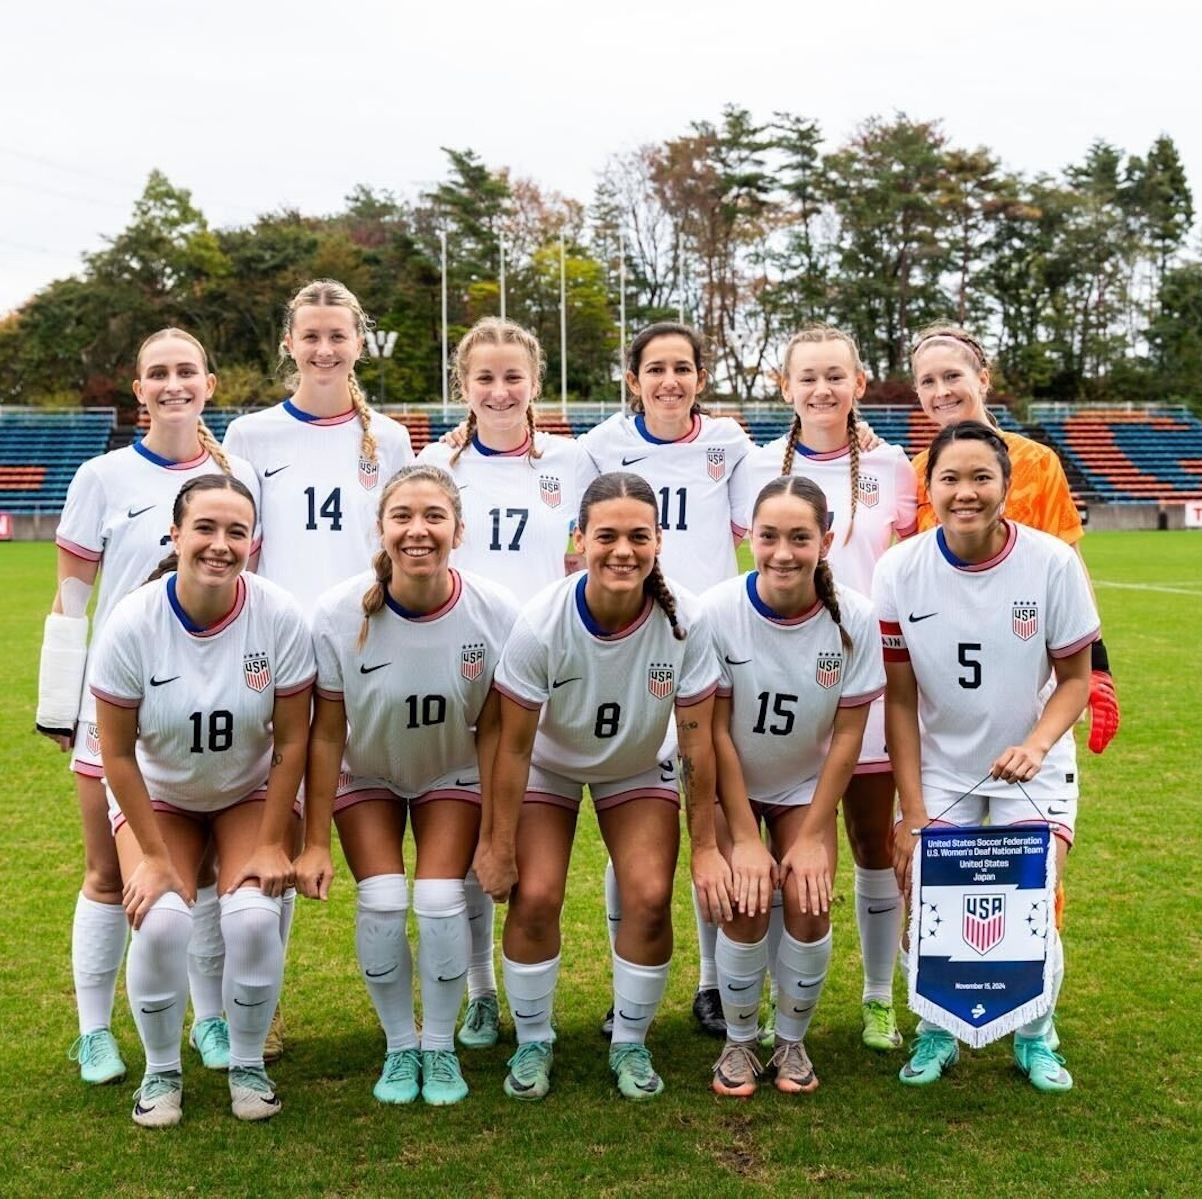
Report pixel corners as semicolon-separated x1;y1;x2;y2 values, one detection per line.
912;428;1084;545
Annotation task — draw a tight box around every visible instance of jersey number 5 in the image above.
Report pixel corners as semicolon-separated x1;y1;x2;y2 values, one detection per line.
957;642;982;689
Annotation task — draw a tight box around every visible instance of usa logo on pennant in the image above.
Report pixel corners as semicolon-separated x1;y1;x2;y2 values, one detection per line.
706;448;726;481
815;652;842;689
963;894;1005;955
358;457;379;491
85;722;101;756
647;662;675;700
243;651;272;693
858;474;880;508
460;643;485;682
1012;601;1039;641
539;475;562;509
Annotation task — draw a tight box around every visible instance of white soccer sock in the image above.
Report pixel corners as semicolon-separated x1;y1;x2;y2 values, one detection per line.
463;870;497;1000
604;858;621;950
127;892;192;1074
855;866;903;1003
356;874;416;1053
774;929;831;1043
504;955;559;1045
766;891;783;1000
220;887;283;1069
1017;928;1065;1040
611;953;670;1046
413;877;469;1052
716;930;768;1044
186;884;224;1023
278;886;297;955
73;893;129;1035
693;887;718;990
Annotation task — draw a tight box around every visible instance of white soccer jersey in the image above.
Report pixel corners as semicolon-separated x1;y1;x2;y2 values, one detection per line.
89;573;315;812
576;412;752;592
704;573;884;805
418;433;593;603
873;522;1099;801
730;437;918;596
223;400;413;609
312;568;519;794
494;573;718;785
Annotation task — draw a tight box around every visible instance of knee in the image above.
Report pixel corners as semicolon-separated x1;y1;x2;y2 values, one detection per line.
136;892;193;953
783;896;830;943
619;873;674;935
510;878;565;942
220;888;283;956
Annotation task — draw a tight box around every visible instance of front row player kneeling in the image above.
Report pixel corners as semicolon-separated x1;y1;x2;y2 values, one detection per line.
705;477;884;1097
875;420;1099;1092
91;476;315;1126
475;472;734;1101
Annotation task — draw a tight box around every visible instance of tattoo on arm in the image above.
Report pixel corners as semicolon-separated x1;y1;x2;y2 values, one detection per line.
678;720;699;732
271;751;283;766
679;753;694;798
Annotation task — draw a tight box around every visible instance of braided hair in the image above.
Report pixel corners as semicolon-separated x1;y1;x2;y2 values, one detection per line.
577;472;685;641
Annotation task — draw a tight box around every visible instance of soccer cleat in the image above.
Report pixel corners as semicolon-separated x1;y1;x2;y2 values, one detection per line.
768;1039;819;1094
504;1041;553;1101
692;988;727;1038
609;1043;664;1101
599;1007;614;1038
457;993;500;1049
229;1066;281;1121
131;1071;183;1128
1013;1034;1073;1093
422;1050;469;1106
262;1007;285;1063
189;1016;231;1070
711;1040;763;1098
899;1029;959;1086
69;1030;126;1085
372;1049;421;1105
861;1000;904;1051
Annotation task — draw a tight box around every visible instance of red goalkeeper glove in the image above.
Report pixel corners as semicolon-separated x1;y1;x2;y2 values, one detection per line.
1087;670;1119;754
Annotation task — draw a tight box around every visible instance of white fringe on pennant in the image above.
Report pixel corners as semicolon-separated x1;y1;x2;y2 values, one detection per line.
907;825;1057;1050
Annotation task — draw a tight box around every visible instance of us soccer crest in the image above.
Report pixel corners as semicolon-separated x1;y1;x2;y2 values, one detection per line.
857;474;880;508
243;651;272;693
1012;601;1038;641
85;722;101;757
460;643;485;682
963;894;1006;955
815;652;842;689
706;448;726;481
358;457;379;491
647;662;674;700
539;475;562;509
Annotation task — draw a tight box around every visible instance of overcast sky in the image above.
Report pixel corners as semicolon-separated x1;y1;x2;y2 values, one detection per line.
2;0;1197;315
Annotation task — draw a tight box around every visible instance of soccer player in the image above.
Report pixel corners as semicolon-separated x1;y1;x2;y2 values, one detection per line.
907;324;1119;755
576;323;752;1037
474;472;733;1102
296;465;519;1106
705;476;884;1097
874;420;1098;1092
90;475;314;1126
730;325;917;1053
223;279;413;1057
419;318;593;1049
37;328;259;1085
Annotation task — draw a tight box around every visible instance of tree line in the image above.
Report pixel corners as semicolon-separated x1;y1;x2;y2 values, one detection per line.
2;107;1198;414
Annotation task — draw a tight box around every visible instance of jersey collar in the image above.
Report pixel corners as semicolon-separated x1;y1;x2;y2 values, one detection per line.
166;573;247;637
133;440;209;471
745;571;823;626
472;432;531;457
383;569;462;622
574;574;653;640
936;520;1018;572
633;412;701;445
795;441;849;461
282;398;357;426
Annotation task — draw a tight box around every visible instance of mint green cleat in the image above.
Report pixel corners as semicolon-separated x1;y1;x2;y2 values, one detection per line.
229;1065;281;1121
132;1070;183;1127
862;1000;904;1051
457;994;500;1049
504;1041;553;1101
609;1043;664;1101
1013;1034;1073;1093
373;1049;421;1104
421;1050;468;1106
189;1017;230;1070
69;1030;126;1085
899;1029;959;1086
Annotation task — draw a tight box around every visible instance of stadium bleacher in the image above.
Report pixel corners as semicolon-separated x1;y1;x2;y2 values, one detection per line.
0;409;115;515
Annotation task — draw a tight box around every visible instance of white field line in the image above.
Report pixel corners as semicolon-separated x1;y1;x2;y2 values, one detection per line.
1094;580;1202;597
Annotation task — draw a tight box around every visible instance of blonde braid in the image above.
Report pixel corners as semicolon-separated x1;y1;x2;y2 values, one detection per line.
525;404;544;462
781;412;802;477
813;557;852;651
357;548;392;650
451;410;478;467
348;374;378;466
197;419;232;475
643;560;686;641
844;408;860;546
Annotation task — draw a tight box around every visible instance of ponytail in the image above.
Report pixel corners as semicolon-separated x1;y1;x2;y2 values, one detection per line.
643;560;686;642
451;410;478;467
197;419;232;474
145;551;179;585
780;412;802;478
813;558;851;651
843;408;860;546
348;375;379;467
357;548;392;649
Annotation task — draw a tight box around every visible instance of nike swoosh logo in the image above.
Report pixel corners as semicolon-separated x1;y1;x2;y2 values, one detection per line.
908;612;937;623
359;663;391;674
134;1102;159;1115
365;966;397;978
1047;807;1069;815
621;456;648;466
264;465;290;477
437;970;467;983
727;981;755;992
149;675;180;687
738;1009;757;1021
140;1003;173;1014
724;656;751;665
234;997;267;1007
617;1009;648;1022
796;977;824;989
513;1009;544;1020
790;1003;816;1015
552;677;582;689
127;505;155;519
455;778;476;787
867;904;898;915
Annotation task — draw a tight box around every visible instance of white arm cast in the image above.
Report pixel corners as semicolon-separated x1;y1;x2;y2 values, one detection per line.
37;576;92;733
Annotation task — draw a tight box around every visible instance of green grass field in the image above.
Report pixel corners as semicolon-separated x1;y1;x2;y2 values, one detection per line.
2;534;1200;1197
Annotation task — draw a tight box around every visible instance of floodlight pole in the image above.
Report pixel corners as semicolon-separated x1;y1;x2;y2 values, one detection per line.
619;229;627;415
440;230;449;419
559;232;567;418
499;235;506;321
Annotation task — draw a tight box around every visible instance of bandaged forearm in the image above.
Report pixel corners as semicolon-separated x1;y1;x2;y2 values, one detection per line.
36;613;88;733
